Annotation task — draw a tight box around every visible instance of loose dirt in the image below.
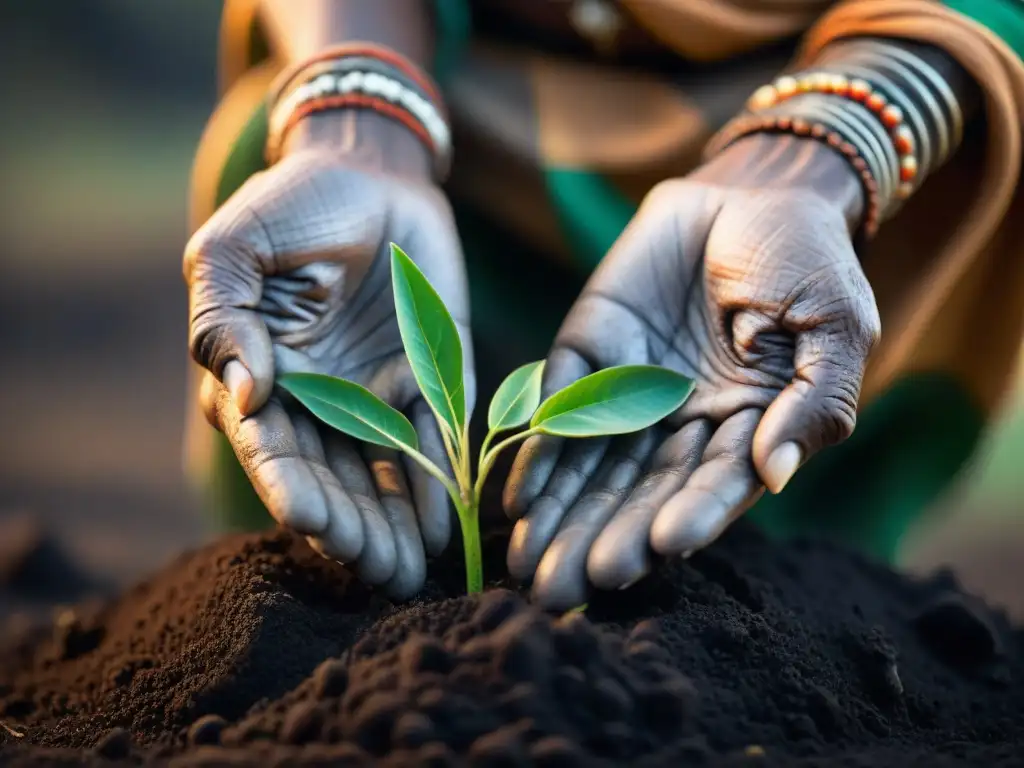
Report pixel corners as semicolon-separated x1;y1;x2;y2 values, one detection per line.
1;515;1021;766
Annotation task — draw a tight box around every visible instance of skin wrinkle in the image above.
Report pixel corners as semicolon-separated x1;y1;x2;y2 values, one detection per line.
505;132;888;606
185;107;470;597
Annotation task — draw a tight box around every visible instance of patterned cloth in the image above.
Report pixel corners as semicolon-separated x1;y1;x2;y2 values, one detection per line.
186;0;1024;562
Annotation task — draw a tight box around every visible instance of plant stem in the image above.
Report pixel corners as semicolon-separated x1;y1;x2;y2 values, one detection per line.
456;497;484;594
437;422;466;488
402;441;482;594
474;427;540;502
401;445;462;508
459;421;472;493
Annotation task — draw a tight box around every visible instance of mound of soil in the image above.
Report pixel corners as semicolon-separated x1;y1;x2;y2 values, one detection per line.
1;517;1022;767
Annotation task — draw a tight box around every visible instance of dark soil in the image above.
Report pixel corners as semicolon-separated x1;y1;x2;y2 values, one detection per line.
1;512;1022;767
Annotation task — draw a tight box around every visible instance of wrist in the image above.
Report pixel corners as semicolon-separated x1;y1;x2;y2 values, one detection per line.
695;133;865;233
265;43;450;182
281;108;434;181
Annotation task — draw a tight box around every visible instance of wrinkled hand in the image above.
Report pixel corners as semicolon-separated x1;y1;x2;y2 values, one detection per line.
184;135;473;600
505;134;881;610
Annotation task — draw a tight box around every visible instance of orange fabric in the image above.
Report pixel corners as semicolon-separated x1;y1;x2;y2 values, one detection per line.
797;0;1024;411
620;0;832;61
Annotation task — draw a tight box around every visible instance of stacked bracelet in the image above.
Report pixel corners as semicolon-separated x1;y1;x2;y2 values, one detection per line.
708;39;965;240
265;43;452;180
745;70;920;200
705;100;886;238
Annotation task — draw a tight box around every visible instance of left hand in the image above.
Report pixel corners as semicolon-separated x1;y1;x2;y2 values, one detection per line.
504;133;882;611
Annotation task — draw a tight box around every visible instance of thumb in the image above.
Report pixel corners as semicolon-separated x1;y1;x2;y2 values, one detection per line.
185;228;275;417
752;317;879;494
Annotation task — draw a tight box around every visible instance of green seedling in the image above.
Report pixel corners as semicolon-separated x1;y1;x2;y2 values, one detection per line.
279;244;695;595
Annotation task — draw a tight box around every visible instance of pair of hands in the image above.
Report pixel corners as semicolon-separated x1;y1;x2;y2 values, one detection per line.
185;116;880;609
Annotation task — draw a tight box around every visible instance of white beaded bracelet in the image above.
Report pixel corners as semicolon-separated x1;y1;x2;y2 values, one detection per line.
266;68;452;178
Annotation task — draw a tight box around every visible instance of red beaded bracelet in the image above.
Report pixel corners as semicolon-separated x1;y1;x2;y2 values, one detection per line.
278;93;436;154
707;112;882;240
746;72;917;199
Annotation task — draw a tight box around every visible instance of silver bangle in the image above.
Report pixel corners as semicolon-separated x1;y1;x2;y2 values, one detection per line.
819;43;949;170
802;96;899;214
854;40;964;153
813;52;934;182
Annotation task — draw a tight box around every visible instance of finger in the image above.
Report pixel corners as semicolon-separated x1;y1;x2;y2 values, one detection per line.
365;363;453;557
185;227;275;416
290;412;365;563
322;432;397;586
202;371;328;536
363;445;426;601
503;347;593;519
753;308;879;494
506;437;609;582
587;419;712;590
405;399;452;557
651;408;764;556
530;429;660;611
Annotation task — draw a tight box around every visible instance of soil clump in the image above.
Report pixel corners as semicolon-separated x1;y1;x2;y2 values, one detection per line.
1;516;1022;766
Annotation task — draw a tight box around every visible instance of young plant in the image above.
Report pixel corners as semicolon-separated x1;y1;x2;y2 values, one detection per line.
278;244;695;595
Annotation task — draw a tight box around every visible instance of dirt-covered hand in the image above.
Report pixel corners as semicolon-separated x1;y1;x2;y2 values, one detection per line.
184;118;473;601
504;133;880;611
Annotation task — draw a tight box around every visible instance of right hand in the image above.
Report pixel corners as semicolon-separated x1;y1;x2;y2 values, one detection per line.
184;113;474;600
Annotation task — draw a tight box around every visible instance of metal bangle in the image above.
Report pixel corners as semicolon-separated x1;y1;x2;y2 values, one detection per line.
702;110;885;239
818;43;949;169
789;95;898;214
755;96;893;213
808;52;934;180
852;39;964;152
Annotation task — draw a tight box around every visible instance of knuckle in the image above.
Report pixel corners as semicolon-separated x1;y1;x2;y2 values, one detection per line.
198;372;224;429
638;179;692;227
855;302;883;351
821;388;859;443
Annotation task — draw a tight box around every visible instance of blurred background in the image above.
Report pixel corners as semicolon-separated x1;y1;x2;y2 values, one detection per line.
0;1;1021;614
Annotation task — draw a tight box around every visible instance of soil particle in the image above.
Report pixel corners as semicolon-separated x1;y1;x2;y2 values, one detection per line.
1;521;1022;766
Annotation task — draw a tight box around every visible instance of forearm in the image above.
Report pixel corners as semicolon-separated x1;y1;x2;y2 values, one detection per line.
258;0;440;179
258;0;435;69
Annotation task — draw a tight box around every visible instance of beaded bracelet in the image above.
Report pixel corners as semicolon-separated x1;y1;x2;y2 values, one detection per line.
268;43;443;115
816;58;933;186
704;103;885;240
817;43;955;168
746;70;919;200
806;96;898;208
265;43;451;179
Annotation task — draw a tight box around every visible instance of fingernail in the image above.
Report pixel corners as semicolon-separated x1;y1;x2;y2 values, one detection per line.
223;360;254;414
763;441;802;494
617;569;648;591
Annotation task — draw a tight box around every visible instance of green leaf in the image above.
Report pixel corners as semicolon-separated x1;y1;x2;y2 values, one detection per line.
278;372;419;451
487;360;545;432
390;243;465;437
531;365;694;438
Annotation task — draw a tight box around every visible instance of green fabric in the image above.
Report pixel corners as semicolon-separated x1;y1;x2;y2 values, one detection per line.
944;0;1024;59
432;0;472;86
747;372;984;562
544;168;638;272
